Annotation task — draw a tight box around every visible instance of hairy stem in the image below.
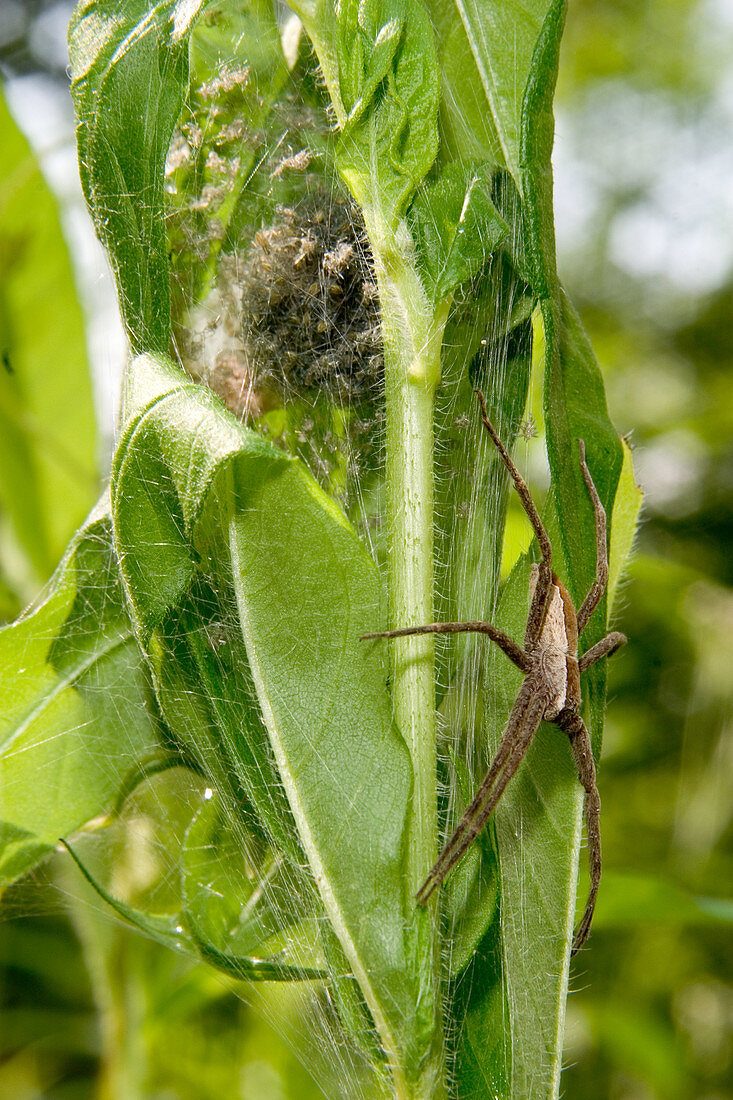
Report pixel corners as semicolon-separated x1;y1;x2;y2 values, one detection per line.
366;207;449;1097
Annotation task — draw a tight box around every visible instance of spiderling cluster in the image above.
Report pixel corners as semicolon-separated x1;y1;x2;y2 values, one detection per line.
168;64;384;421
218;193;383;407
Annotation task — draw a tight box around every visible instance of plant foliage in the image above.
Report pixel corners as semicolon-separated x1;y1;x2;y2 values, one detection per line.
0;2;645;1097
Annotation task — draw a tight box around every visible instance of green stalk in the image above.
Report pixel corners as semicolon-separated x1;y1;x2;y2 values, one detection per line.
385;367;436;894
365;208;449;1098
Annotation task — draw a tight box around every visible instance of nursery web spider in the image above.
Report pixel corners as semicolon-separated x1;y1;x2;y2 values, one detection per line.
361;391;626;953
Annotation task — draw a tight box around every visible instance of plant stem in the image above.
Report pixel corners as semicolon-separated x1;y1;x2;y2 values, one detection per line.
385;368;437;892
366;208;449;1098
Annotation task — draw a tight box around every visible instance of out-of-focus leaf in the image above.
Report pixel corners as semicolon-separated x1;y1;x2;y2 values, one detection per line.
0;504;160;885
68;0;205;352
586;1002;690;1100
593;870;733;928
0;89;97;589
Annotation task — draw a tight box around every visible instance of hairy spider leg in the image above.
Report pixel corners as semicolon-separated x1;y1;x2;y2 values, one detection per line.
558;442;625;950
359;621;529;672
572;447;628;665
416;680;549;905
475;390;553;648
555;708;601;954
579;631;626;672
361;395;551;665
576;439;610;634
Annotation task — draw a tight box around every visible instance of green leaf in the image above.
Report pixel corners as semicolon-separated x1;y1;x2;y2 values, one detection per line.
155;576;300;860
68;0;205;352
0;89;98;590
451;915;509;1098
115;358;300;857
407;161;508;304
182;790;327;978
228;452;424;1075
291;0;440;223
425;0;563;179
608;437;643;611
0;504;161;885
64;836;319;981
593;871;733;929
110;353;426;1083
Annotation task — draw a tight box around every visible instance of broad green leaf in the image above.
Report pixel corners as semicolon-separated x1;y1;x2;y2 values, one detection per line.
110;354;426;1082
68;0;205;352
407;161;508;304
291;0;440;223
228;455;424;1076
425;0;562;180
0;504;160;885
115;358;299;858
0;89;98;590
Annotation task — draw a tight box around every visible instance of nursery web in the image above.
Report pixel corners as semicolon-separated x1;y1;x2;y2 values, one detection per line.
59;3;551;1095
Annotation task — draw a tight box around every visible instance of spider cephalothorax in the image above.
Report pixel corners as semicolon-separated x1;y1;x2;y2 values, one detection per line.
362;391;626;953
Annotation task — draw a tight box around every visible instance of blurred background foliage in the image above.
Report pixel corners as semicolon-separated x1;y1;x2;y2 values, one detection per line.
0;0;731;1098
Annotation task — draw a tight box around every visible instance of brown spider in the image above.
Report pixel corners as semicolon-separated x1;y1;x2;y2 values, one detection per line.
361;391;626;953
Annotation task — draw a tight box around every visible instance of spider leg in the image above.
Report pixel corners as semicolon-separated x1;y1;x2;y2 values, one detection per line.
576;440;610;634
359;621;530;672
475;390;553;649
416;679;548;905
578;631;626;673
555;709;601;954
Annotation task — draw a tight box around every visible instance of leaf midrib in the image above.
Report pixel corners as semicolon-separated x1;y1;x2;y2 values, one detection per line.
229;522;405;1088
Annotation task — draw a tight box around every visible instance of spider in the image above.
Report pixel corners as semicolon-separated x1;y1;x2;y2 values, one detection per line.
361;390;626;953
